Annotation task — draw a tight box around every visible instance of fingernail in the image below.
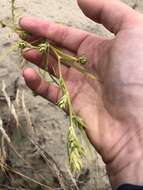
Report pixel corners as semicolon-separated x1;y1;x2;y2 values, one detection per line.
22;48;33;57
23;48;31;52
19;17;24;26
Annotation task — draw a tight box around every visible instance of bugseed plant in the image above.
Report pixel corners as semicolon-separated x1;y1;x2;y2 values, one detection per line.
0;0;96;175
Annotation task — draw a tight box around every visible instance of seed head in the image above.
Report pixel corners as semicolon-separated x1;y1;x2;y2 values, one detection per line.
18;41;28;49
67;126;84;173
38;43;49;53
78;56;88;65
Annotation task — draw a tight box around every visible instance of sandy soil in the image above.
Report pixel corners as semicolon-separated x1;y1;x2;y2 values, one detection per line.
0;0;143;190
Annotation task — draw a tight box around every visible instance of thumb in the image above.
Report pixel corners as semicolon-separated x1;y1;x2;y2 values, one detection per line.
77;0;139;34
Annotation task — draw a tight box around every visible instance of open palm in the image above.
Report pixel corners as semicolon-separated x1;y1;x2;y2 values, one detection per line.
20;0;143;188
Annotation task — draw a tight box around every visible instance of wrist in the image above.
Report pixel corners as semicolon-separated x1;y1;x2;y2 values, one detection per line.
105;132;143;190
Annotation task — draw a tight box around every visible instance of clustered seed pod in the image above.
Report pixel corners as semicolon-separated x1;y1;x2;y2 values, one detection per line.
38;43;49;53
58;94;68;109
72;115;86;130
18;41;28;49
78;56;88;65
68;126;84;173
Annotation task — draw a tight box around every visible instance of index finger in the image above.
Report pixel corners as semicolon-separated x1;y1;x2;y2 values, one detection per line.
78;0;139;34
19;16;90;52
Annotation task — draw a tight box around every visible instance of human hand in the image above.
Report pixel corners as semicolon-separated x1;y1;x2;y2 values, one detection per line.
19;0;143;189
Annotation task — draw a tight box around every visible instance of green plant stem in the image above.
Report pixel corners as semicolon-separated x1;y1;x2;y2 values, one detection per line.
51;46;77;62
51;47;74;125
52;47;85;173
63;79;73;126
50;46;96;80
11;0;16;25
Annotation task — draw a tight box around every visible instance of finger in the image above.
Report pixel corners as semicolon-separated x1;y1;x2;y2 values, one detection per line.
23;48;68;77
23;68;60;103
77;0;139;34
20;33;40;42
19;16;91;52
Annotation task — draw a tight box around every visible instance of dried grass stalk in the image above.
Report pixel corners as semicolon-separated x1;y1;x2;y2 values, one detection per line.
21;91;34;133
0;117;11;143
2;80;19;128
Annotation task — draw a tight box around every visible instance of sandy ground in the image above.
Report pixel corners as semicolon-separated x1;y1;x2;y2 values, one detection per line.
0;0;143;190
